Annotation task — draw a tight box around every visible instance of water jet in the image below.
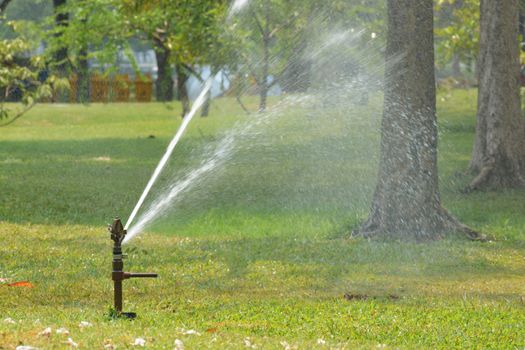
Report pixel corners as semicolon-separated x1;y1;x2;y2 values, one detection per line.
109;217;157;319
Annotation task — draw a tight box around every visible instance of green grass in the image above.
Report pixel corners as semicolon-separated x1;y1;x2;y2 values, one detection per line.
1;91;525;349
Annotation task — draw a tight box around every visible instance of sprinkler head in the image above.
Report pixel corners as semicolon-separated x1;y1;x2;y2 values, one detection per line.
109;217;126;246
108;217;157;319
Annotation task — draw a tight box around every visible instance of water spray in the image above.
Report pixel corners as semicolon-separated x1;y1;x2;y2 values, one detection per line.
124;79;213;236
109;217;157;318
108;80;213;317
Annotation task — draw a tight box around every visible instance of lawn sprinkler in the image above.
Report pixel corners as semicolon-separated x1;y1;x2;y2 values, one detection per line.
109;217;157;319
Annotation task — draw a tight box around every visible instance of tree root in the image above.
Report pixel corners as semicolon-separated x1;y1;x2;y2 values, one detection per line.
464;160;525;193
352;208;489;242
463;163;494;193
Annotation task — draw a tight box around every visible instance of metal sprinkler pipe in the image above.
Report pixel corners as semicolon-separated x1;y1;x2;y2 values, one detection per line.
109;217;157;318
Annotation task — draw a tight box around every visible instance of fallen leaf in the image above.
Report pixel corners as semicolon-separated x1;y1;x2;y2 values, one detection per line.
38;327;52;337
343;293;368;301
205;327;218;333
8;281;34;288
79;321;93;328
64;337;78;348
182;329;201;336
56;327;70;335
133;337;146;347
174;339;184;350
244;337;254;348
3;317;16;324
103;339;115;349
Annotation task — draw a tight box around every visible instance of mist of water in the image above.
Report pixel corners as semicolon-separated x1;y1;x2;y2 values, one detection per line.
123;4;386;243
228;0;250;20
124;95;311;243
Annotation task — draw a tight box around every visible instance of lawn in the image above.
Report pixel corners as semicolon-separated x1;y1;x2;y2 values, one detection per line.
1;90;525;349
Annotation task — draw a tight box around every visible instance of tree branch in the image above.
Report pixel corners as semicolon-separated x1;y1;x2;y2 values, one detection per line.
0;103;36;128
241;53;262;88
249;6;266;39
0;0;13;14
183;63;204;82
268;12;299;39
235;95;251;115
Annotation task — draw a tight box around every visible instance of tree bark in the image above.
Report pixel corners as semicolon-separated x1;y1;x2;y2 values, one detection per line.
201;88;211;117
153;38;174;102
175;63;190;118
0;0;13;14
468;0;525;191
354;0;480;240
282;36;311;93
201;67;216;117
258;1;271;112
52;0;69;75
52;0;69;102
452;54;461;77
77;46;89;103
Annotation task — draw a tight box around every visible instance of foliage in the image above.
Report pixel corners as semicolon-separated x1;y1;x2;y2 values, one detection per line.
228;0;385;100
0;32;66;123
0;0;51;39
121;0;228;67
43;0;135;75
435;0;480;69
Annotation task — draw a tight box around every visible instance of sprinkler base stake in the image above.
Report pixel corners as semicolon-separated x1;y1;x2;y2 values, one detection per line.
109;217;157;318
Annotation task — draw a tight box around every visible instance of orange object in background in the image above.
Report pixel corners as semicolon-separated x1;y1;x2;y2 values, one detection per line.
91;74;110;103
135;73;153;102
112;74;131;102
6;281;34;288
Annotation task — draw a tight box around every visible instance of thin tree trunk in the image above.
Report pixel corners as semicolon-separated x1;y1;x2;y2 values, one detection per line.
201;67;215;117
282;33;311;93
452;54;461;77
77;46;89;103
76;17;89;103
354;0;481;240
153;38;173;102
258;37;269;112
258;1;270;112
0;0;13;14
52;0;69;75
52;0;69;102
467;0;525;190
175;63;190;118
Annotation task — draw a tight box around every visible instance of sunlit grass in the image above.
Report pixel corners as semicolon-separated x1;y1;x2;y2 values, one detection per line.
1;91;525;349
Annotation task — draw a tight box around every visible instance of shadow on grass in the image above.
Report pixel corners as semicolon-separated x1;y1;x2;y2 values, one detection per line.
0;135;378;229
133;234;525;301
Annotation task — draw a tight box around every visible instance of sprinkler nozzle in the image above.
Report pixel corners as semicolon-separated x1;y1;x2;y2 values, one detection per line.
109;217;157;318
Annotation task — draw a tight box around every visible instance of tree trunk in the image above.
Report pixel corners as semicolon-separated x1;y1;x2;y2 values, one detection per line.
52;0;69;102
468;0;525;191
258;37;269;112
0;0;13;14
201;67;216;118
153;39;174;102
52;0;69;75
258;1;270;112
354;0;480;240
175;63;190;118
76;45;89;103
282;40;311;93
201;88;211;117
452;54;461;77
